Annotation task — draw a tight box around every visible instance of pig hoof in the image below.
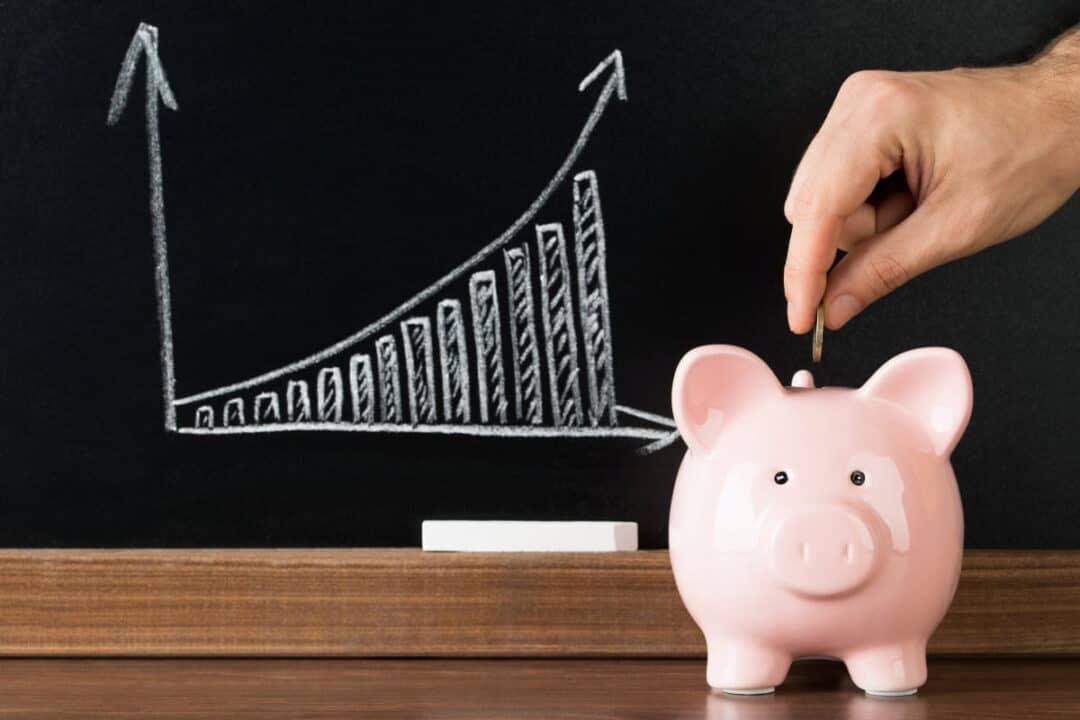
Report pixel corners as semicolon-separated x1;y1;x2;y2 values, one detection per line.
865;688;918;697
720;687;775;695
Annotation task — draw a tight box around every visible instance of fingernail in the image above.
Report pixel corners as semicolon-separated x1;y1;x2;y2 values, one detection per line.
827;294;863;329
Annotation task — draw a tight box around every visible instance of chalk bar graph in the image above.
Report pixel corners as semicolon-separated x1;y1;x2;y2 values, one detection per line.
107;26;679;454
177;170;673;444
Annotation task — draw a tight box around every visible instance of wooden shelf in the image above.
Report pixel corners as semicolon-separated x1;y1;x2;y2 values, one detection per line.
0;549;1076;656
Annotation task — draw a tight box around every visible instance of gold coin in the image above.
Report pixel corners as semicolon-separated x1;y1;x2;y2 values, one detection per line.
812;302;824;364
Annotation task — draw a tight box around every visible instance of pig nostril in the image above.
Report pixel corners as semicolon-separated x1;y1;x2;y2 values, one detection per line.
844;543;854;564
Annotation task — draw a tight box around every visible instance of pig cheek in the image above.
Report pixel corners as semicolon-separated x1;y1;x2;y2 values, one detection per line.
851;452;911;553
712;461;767;553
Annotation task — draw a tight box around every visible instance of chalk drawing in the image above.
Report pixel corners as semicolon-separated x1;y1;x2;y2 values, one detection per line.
638;430;682;455
254;392;281;424
223;398;245;428
503;245;544;425
107;22;179;431
436;300;471;424
317;367;344;422
348;354;375;424
178;423;670;441
375;335;402;423
108;32;678;454
469;271;509;424
286;380;312;422
536;223;584;427
615;404;677;429
195;405;214;429
401;318;438;424
165;48;628;405
573;171;617;427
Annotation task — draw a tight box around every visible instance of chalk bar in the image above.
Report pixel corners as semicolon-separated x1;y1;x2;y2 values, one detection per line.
421;521;638;552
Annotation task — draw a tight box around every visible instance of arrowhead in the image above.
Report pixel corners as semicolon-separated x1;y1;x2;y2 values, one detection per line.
578;50;627;101
107;22;179;126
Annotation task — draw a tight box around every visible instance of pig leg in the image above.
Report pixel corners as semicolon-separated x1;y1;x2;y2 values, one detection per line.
705;637;792;693
844;641;927;695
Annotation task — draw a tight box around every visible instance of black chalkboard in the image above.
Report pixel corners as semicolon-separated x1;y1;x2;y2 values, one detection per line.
1;1;1077;548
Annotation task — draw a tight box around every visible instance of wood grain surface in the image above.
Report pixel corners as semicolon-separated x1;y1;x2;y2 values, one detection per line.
0;549;1075;656
0;658;1075;718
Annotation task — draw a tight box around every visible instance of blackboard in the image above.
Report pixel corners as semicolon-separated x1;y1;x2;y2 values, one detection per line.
1;1;1077;548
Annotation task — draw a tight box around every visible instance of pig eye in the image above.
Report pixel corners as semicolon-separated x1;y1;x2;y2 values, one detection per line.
850;470;866;486
773;471;789;485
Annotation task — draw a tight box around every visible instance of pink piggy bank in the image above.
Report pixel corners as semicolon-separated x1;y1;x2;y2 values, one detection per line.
669;345;972;696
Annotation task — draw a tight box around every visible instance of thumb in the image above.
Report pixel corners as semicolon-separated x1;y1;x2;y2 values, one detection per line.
822;200;952;329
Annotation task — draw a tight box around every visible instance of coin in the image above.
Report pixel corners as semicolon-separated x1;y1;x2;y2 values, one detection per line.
812;302;824;364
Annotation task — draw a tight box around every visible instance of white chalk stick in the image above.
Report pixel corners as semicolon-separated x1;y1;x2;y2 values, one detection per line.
421;521;638;552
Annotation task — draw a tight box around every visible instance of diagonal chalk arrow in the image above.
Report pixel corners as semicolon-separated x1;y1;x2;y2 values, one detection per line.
578;49;627;101
174;49;630;407
107;22;180;431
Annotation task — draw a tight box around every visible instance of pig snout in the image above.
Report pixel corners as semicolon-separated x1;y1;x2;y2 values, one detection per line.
768;504;878;597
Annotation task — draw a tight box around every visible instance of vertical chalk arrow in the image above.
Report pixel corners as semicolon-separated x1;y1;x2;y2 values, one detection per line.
107;23;180;431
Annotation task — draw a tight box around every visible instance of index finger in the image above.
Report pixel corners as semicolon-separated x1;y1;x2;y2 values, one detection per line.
783;216;840;334
782;75;906;332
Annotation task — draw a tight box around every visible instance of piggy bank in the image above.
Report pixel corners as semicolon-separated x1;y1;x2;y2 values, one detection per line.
669;346;972;696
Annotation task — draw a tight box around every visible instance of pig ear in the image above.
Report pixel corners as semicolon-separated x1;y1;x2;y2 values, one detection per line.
672;345;782;454
859;347;973;457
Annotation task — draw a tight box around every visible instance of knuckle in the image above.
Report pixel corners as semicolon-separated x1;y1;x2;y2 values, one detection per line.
838;70;887;101
784;190;815;222
840;71;924;125
783;263;817;294
783;263;808;281
783;264;803;289
865;76;921;119
866;253;910;296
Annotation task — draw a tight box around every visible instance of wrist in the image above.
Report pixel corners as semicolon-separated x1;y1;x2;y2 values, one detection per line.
1028;27;1080;189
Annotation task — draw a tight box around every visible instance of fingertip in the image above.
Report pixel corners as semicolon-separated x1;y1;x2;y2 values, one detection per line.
787;300;813;335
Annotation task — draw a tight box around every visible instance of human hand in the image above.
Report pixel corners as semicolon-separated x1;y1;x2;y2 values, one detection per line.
783;28;1080;333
